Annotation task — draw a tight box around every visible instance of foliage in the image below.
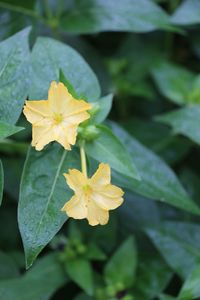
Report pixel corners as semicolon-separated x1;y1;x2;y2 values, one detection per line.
1;0;200;299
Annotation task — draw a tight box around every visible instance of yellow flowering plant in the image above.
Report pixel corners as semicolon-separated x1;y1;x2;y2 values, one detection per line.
2;4;200;299
23;79;125;227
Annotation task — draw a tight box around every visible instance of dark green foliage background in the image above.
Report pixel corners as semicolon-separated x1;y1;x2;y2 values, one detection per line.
1;0;200;299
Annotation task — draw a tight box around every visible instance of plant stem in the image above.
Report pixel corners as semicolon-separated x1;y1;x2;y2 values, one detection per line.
0;1;46;23
80;142;87;178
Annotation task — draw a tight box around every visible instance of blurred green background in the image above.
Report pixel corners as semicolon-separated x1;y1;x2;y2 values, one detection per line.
1;0;200;299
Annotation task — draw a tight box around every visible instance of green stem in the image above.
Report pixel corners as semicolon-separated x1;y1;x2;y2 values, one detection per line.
42;0;52;20
0;1;46;23
80;142;87;178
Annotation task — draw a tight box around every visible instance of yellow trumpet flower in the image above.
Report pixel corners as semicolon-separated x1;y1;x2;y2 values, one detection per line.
23;81;92;150
61;163;124;226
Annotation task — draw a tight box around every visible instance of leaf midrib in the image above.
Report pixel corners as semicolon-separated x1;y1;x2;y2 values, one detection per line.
33;149;67;241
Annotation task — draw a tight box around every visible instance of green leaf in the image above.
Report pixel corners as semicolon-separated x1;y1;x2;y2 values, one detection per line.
133;252;172;299
0;161;3;206
151;61;195;105
146;221;200;279
18;144;80;268
159;295;177;300
178;264;200;300
86;243;106;261
171;0;200;25
85;124;140;180
59;69;79;98
0;254;66;300
61;0;176;34
122;118;192;165
89;94;113;124
65;258;94;296
0;251;19;279
0;27;31;124
156;105;200;145
119;192;160;230
73;293;93;300
179;168;200;204
29;37;100;102
104;236;137;289
0;121;24;140
110;122;200;215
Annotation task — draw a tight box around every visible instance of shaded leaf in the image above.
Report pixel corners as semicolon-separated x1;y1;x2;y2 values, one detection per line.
110;122;200;215
65;258;93;296
178;263;200;300
18;145;80;268
0;121;23;140
0;251;19;279
104;236;137;289
0;254;66;300
151;61;195;105
156;105;200;145
85;124;140;180
146;221;200;279
133;252;172;299
61;0;176;34
0;161;3;205
29;37;100;102
89;94;113;124
171;0;200;25
0;27;31;124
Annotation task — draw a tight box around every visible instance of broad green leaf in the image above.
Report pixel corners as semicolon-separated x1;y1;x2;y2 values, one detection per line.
119;192;160;231
0;121;24;140
133;252;172;299
171;0;200;25
179;168;200;204
89;94;113;124
85;125;140;180
65;258;94;295
86;243;106;261
29;37;100;101
159;295;177;300
151;61;195;105
104;236;137;289
0;254;66;300
0;161;3;205
59;69;79;98
73;293;93;300
110;122;200;215
156;105;200;145
146;222;200;279
18;144;80;268
123;118;192;165
0;27;31;124
61;0;176;34
0;251;19;279
178;264;200;300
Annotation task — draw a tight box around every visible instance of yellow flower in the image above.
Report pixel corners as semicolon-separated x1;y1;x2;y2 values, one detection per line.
23;81;92;151
61;163;124;226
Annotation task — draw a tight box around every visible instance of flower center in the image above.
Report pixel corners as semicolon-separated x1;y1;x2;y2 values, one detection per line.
53;113;64;125
82;184;92;196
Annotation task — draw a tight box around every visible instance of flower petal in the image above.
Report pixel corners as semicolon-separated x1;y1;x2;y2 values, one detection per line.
87;200;109;226
92;191;123;211
61;195;87;219
48;81;91;116
63;169;87;194
48;81;73;113
55;125;77;149
23;100;51;125
90;163;111;186
65;111;90;125
32;125;55;151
